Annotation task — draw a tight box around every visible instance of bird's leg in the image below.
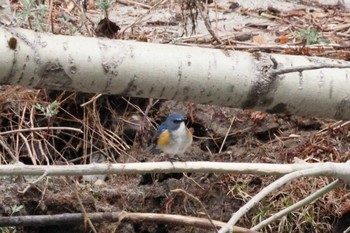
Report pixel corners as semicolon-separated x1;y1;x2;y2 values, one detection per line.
171;154;184;162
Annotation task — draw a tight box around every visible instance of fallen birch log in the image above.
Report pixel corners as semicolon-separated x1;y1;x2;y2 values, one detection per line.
1;27;350;119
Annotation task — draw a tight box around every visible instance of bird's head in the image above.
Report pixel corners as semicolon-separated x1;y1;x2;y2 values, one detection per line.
165;113;186;131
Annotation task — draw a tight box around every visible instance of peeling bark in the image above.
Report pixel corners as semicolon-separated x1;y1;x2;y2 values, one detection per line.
1;27;350;119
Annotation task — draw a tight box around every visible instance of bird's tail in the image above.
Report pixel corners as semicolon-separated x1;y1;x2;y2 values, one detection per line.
147;143;161;154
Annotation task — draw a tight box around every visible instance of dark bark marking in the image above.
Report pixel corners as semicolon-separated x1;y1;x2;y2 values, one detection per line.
177;62;183;82
98;40;131;91
171;64;183;100
149;86;154;95
266;103;289;114
121;77;137;95
136;90;144;96
36;61;72;89
28;76;34;86
172;90;178;99
207;60;211;80
241;81;275;109
104;76;114;92
160;87;166;97
228;85;234;92
242;55;278;109
329;79;333;99
101;58;120;76
17;73;24;84
183;86;190;95
8;37;17;50
62;42;68;51
182;84;191;101
70;66;77;74
334;98;350;120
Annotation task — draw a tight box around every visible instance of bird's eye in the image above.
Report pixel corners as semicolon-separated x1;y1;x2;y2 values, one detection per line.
173;119;183;124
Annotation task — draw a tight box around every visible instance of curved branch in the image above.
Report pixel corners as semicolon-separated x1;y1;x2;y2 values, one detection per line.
251;179;341;231
218;164;336;233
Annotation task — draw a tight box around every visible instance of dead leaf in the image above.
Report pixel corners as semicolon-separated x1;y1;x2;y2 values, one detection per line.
253;34;268;45
279;35;288;44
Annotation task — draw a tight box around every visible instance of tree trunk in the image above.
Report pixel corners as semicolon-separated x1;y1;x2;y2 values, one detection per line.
1;27;350;119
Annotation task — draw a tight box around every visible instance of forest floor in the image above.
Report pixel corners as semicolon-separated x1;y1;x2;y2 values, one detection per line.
2;0;350;232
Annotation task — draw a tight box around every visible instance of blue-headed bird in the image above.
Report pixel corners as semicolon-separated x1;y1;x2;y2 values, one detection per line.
156;113;193;156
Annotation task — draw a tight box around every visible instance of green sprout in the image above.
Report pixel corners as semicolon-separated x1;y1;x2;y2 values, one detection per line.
97;0;114;16
16;0;48;31
11;204;24;216
0;204;24;233
34;100;60;118
298;28;329;45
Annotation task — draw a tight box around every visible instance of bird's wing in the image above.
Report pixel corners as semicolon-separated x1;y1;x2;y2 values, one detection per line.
156;121;168;137
147;121;168;154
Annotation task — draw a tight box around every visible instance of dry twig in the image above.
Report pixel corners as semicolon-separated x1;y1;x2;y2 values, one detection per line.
0;211;260;232
194;0;222;44
121;0;169;35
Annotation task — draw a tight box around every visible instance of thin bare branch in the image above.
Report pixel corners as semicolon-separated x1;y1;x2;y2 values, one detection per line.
0;127;83;135
121;0;169;35
194;0;223;44
0;211;260;232
0;161;323;176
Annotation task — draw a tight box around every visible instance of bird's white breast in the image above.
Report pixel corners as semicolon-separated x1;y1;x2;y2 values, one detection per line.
165;122;192;155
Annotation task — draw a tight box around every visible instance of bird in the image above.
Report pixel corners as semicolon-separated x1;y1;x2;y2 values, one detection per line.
155;113;193;156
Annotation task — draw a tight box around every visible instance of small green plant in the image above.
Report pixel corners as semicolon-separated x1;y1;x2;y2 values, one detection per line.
16;0;48;30
97;0;114;16
226;182;251;203
171;38;184;45
0;204;24;233
34;100;60;118
298;28;329;45
252;203;272;225
283;196;293;207
11;204;24;216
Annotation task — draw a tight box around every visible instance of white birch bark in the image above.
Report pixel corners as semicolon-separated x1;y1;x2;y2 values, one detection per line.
0;161;335;176
1;27;350;119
